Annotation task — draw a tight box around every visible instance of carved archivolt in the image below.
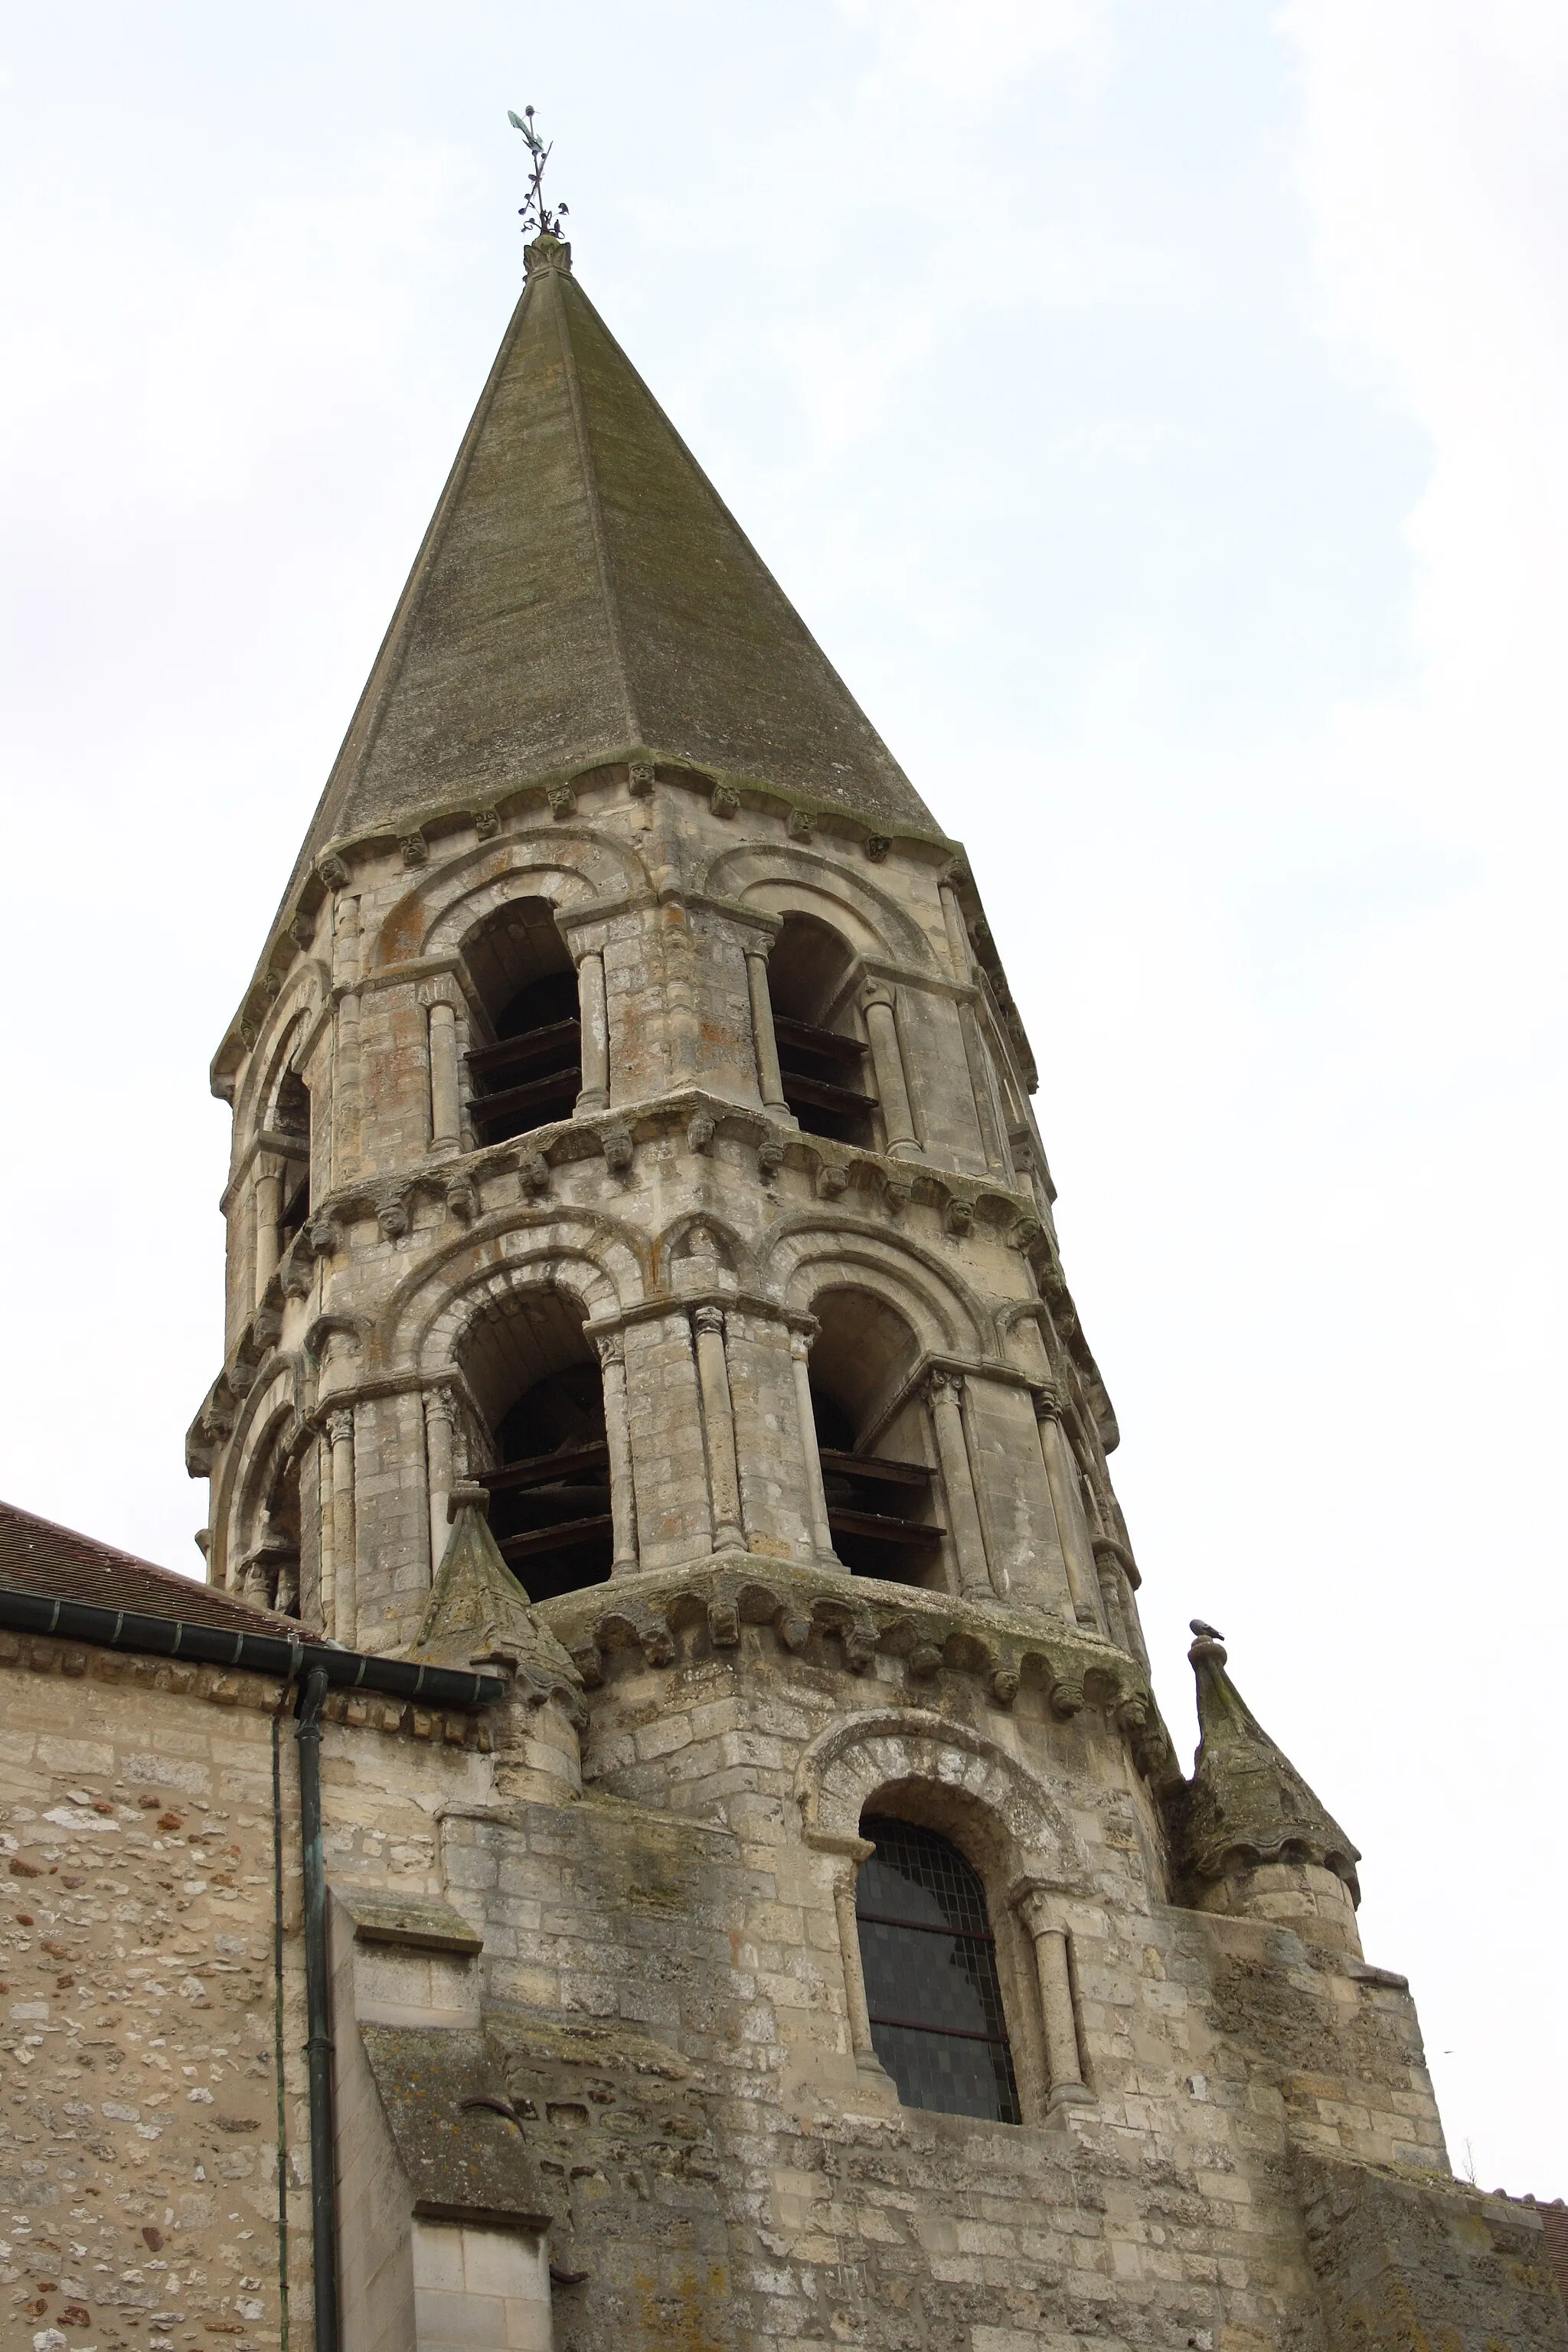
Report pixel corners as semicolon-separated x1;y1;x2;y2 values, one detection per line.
397;829;652;965
697;841;939;972
795;1707;1088;1890
759;1220;988;1359
233;977;325;1145
387;1215;644;1379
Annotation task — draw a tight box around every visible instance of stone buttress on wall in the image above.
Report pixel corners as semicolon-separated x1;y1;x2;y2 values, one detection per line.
151;225;1568;2351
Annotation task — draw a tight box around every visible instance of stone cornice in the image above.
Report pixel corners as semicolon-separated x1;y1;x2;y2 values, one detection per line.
534;1552;1181;1792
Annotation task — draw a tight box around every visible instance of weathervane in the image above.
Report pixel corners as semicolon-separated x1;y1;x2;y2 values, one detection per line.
508;106;568;240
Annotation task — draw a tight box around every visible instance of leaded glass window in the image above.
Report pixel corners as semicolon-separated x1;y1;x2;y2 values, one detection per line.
856;1814;1021;2125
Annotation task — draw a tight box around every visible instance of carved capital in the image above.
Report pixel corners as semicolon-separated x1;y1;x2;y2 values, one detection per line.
595;1332;625;1370
692;1305;727;1338
524;233;573;278
423;1385;458;1432
926;1366;963;1404
1034;1381;1062;1423
789;1330;813;1363
326;1407;354;1448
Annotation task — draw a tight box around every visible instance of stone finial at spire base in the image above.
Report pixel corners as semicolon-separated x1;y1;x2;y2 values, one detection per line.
1180;1628;1364;1956
524;232;573;279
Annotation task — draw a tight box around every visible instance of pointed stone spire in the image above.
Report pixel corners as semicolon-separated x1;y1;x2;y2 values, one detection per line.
282;230;933;913
1184;1631;1361;1903
410;1480;582;1710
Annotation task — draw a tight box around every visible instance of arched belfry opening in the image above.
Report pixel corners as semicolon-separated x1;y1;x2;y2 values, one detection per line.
856;1811;1021;2124
457;1287;613;1602
461;897;582;1145
808;1287;944;1586
766;914;876;1148
275;1069;312;1253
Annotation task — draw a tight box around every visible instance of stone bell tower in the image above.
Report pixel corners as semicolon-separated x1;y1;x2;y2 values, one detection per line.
179;223;1565;2352
190;221;1138;1683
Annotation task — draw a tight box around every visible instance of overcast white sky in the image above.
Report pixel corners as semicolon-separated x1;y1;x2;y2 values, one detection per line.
2;1;1563;2197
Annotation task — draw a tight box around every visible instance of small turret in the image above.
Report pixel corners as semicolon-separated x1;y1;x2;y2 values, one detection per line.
410;1481;586;1803
1181;1628;1362;1955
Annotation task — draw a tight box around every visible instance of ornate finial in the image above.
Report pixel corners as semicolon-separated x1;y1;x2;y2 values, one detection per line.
508;105;569;240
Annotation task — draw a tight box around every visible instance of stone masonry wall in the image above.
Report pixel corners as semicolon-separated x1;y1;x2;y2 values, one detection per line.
0;1637;309;2352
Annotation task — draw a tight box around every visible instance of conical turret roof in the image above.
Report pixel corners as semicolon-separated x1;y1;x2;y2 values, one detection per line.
1183;1632;1361;1900
289;233;933;890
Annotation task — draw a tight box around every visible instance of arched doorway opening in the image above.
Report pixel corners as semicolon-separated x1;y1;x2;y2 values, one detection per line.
808;1287;943;1586
458;1286;613;1602
766;914;875;1148
461;897;581;1145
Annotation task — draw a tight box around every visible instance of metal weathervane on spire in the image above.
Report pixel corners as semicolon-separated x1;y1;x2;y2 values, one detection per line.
508;105;569;239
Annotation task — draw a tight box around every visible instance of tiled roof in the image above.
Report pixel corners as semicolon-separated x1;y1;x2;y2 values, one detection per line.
0;1498;300;1639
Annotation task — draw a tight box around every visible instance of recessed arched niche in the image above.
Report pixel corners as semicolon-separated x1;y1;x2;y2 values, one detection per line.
459;896;581;1145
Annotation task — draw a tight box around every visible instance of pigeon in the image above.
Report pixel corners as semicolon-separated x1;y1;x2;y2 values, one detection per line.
1189;1619;1225;1640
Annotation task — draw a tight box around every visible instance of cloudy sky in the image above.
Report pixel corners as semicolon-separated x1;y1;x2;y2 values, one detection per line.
2;2;1563;2195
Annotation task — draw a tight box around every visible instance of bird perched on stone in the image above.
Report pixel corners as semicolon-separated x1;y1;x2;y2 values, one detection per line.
1190;1618;1225;1639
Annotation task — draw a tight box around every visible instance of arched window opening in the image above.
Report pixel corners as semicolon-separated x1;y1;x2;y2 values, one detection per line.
459;1288;613;1602
242;1440;301;1620
462;898;581;1145
856;1813;1021;2125
808;1289;943;1586
275;1070;312;1251
767;915;875;1148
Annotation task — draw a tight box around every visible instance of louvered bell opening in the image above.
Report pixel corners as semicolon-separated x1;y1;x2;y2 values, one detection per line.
773;1016;877;1148
460;897;582;1147
459;1289;614;1604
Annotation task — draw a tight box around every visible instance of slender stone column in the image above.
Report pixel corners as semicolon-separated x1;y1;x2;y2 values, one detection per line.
331;895;363;1185
596;1333;640;1574
423;1387;457;1573
1035;1393;1104;1632
926;1370;990;1599
316;1436;335;1635
576;949;610;1112
864;992;920;1158
694;1307;743;1550
253;1161;283;1305
1094;1535;1149;1670
427;1001;461;1151
1012;1882;1093;2109
746;949;789;1114
790;1331;835;1562
812;1834;880;2068
328;1407;357;1651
